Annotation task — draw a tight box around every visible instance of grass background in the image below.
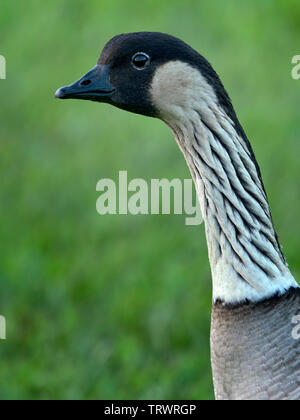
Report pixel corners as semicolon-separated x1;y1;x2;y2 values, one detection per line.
0;0;299;400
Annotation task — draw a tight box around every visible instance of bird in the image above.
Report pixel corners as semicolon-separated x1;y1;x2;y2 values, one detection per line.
55;32;300;400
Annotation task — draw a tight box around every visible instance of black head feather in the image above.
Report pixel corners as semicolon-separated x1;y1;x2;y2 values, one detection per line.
98;32;237;119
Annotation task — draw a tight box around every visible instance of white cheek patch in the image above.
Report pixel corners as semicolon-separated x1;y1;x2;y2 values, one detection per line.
150;61;218;122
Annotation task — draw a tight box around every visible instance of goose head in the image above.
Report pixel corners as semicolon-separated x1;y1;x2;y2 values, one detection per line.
56;32;298;305
55;32;233;123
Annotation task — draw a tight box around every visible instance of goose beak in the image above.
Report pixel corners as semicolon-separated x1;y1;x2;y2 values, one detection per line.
55;64;116;102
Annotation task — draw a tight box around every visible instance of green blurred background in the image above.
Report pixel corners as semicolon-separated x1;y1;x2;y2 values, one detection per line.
0;0;299;400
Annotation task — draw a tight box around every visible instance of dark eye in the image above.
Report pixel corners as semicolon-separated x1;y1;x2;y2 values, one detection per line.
131;52;150;70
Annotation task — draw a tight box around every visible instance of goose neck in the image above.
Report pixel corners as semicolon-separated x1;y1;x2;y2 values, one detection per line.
168;107;298;304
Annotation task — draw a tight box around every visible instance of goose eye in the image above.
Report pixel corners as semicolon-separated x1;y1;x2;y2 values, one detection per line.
131;52;150;70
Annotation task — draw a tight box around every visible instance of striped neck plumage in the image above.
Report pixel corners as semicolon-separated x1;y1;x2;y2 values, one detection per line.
151;61;298;304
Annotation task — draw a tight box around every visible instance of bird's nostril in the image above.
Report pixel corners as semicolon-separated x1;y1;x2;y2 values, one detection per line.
80;79;91;86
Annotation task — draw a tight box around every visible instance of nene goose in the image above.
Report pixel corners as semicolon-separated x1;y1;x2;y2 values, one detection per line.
55;32;300;400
